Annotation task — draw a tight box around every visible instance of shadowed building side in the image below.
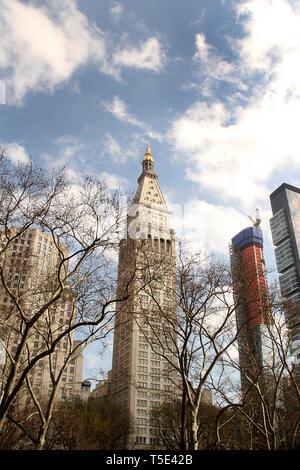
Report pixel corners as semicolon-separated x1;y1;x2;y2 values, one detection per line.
270;183;300;382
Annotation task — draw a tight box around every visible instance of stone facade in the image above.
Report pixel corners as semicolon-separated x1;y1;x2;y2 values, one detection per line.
110;146;178;449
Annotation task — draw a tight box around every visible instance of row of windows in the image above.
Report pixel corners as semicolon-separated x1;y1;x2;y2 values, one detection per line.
137;351;167;360
31;374;76;386
137;399;147;407
136;408;147;416
137;374;170;382
136;383;172;391
37;234;53;244
270;209;290;245
136;418;147;425
275;238;295;273
280;266;299;296
12;239;31;249
136;427;162;437
136;427;147;435
137;391;161;399
138;236;172;254
135;436;160;445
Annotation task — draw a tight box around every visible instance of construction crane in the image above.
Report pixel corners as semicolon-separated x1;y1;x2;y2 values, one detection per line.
248;208;261;227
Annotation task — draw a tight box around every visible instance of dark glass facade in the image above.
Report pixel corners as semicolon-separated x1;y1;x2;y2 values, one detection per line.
270;183;300;373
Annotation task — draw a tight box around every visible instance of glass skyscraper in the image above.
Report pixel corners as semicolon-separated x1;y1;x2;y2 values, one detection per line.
270;183;300;370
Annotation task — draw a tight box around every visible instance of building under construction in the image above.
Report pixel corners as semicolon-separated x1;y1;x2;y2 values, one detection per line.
230;211;273;399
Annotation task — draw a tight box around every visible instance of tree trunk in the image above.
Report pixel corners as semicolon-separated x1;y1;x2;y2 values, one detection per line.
191;408;199;450
180;389;187;450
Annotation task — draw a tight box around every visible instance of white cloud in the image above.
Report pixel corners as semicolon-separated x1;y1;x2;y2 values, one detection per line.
41;135;85;170
193;33;239;96
170;0;300;209
0;1;167;104
113;37;166;72
102;95;163;141
2;142;30;164
98;171;128;191
110;3;123;23
236;0;300;72
0;0;111;105
169;198;247;255
102;134;124;163
101;133;142;164
83;350;102;373
102;95;142;127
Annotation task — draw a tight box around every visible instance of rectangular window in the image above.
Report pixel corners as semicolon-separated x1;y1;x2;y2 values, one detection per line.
136;399;147;407
150;383;160;390
137;375;148;382
138;336;148;342
150;438;160;445
275;238;295;273
151;360;160;366
163;385;172;391
280;266;299;295
138;359;148;365
151;353;160;359
150;401;160;408
136;418;147;425
138;351;148;358
270;209;290;245
163;377;172;383
136;427;147;435
137;382;147;388
136;409;147;416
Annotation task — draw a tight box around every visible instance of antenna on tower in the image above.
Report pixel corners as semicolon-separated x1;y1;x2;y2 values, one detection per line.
248;208;261;227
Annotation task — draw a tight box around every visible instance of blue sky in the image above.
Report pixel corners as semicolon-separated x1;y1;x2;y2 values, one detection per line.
1;0;300;380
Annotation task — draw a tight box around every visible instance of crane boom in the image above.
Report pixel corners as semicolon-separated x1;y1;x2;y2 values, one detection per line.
248;208;261;227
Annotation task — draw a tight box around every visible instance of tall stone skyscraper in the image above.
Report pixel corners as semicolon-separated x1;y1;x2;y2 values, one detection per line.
230;215;273;399
110;145;177;449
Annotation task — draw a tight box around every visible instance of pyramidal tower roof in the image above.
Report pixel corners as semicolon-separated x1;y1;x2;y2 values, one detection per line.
133;145;168;210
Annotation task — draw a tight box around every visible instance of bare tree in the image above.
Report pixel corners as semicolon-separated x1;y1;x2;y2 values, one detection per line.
214;284;300;450
138;239;300;450
134;240;240;450
0;151;134;448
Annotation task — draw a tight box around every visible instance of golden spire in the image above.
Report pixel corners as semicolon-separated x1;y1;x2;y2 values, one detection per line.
144;143;153;161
